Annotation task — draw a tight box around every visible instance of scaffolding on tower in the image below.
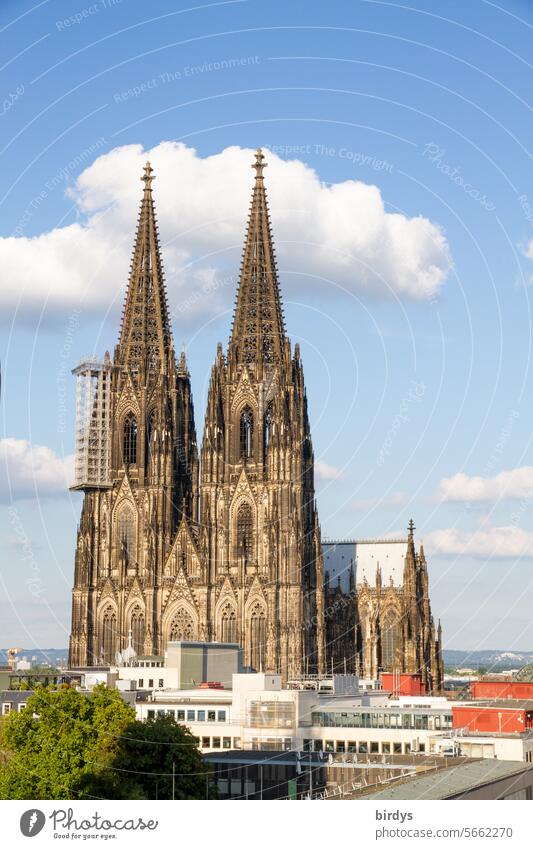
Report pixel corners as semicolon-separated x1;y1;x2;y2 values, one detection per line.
71;356;112;490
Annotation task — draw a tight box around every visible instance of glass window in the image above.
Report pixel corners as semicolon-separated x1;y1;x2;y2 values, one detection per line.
233;737;241;749
177;710;185;721
370;742;379;753
325;740;334;752
314;740;323;752
358;742;367;754
147;709;155;719
218;710;226;722
419;743;426;752
197;710;206;722
158;679;164;689
394;742;402;754
157;709;165;717
187;710;195;722
382;742;391;754
336;741;346;753
208;710;216;722
138;679;144;688
166;709;175;718
223;737;232;749
212;737;221;748
148;679;154;688
303;739;312;752
202;737;210;748
347;741;357;753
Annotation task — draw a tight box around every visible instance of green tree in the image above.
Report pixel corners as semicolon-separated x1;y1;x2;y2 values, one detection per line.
0;687;212;800
95;715;214;800
0;684;134;800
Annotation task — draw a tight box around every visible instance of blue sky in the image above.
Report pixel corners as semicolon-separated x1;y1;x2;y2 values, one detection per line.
1;0;533;652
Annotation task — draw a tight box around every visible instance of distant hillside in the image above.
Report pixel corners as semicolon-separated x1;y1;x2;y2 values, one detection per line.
0;648;69;667
3;647;533;673
443;650;533;671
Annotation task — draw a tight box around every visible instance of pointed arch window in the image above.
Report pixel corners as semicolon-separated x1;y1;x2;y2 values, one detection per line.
381;609;400;671
236;502;254;566
220;603;237;644
123;413;138;466
263;403;273;456
145;409;156;472
101;605;117;664
169;607;196;641
239;406;254;461
249;602;266;671
130;606;145;655
117;504;136;569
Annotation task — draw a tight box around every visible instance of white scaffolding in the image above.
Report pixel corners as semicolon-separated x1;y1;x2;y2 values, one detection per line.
72;358;111;489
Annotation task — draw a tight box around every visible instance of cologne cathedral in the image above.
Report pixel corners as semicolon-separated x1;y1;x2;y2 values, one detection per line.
69;150;442;692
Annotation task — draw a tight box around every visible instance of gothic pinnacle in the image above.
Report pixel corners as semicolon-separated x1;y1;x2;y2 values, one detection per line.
252;148;267;179
141;161;155;192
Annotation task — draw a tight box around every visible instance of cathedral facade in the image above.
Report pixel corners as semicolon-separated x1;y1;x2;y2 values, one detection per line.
69;150;442;692
323;525;443;692
69;152;325;680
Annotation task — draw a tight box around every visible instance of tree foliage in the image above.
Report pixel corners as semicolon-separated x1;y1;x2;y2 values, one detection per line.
94;715;214;800
0;685;211;800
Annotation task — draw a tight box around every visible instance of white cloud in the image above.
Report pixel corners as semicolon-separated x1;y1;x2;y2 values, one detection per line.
315;460;344;481
424;524;533;559
1;142;451;326
522;239;533;261
0;438;73;502
438;466;533;503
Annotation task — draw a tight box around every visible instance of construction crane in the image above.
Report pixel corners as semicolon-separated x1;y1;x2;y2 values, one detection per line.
8;647;23;671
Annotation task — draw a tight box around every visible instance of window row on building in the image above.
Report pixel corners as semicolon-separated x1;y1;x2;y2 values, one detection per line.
311;710;453;731
304;738;427;755
146;707;228;723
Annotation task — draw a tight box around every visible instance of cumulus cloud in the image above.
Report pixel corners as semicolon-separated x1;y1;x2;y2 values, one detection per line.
0;142;451;326
0;438;73;502
424;524;533;559
522;239;533;261
438;466;533;503
315;460;344;481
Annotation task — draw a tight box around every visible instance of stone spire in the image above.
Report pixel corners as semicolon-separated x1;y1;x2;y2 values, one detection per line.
229;149;286;367
116;162;173;374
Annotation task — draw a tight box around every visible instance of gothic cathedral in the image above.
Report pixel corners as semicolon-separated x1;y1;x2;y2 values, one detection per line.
69;151;325;680
69;149;442;691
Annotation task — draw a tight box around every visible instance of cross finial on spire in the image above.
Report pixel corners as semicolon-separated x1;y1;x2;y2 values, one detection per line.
141;161;155;191
252;148;267;178
408;518;415;538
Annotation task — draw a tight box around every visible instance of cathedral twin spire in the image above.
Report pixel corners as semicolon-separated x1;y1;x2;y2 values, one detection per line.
118;149;286;375
229;149;286;368
117;162;173;375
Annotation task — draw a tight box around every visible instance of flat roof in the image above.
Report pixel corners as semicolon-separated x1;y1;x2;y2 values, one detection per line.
458;700;533;710
366;760;532;800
